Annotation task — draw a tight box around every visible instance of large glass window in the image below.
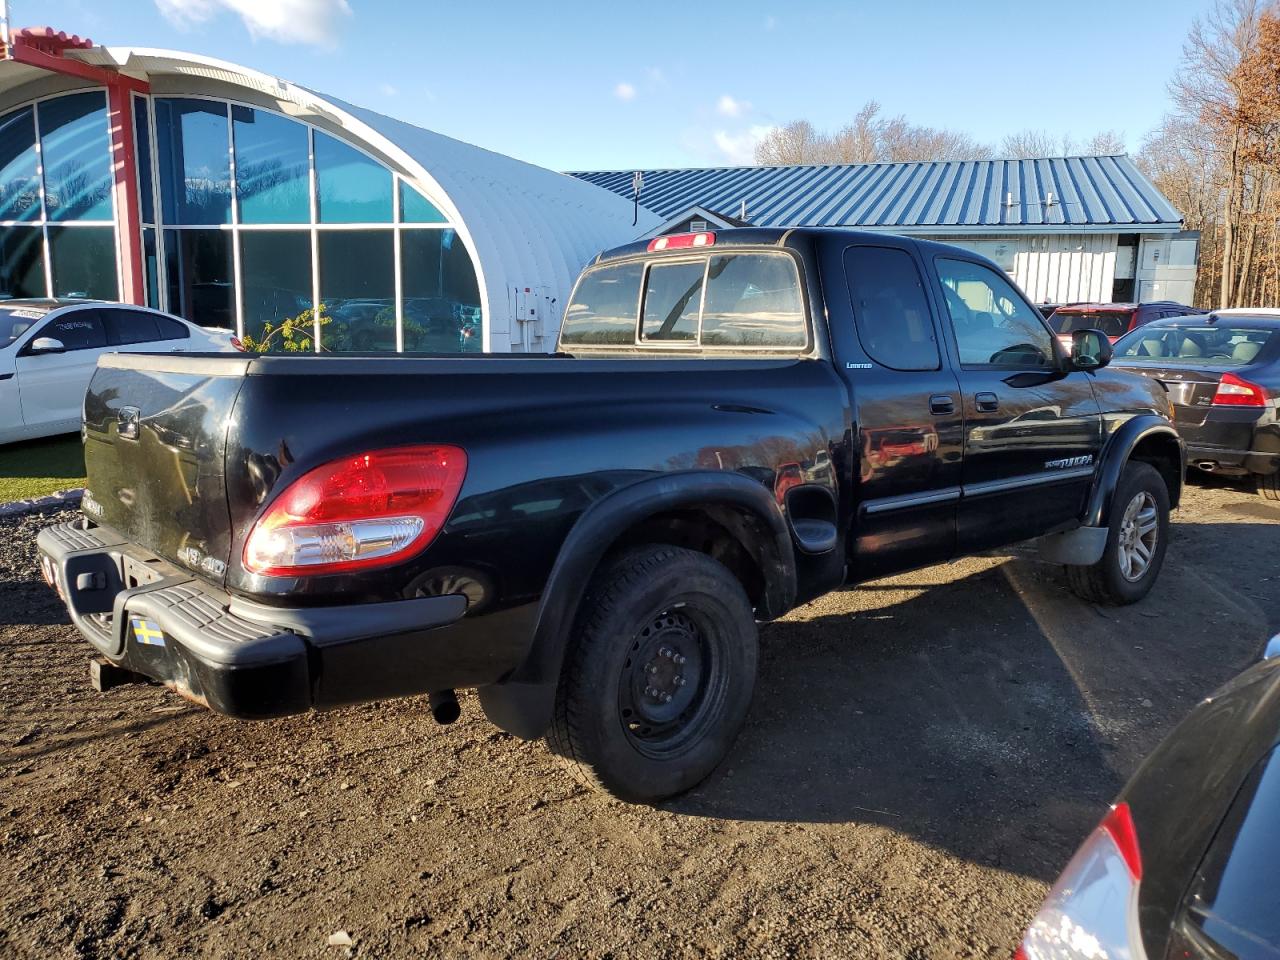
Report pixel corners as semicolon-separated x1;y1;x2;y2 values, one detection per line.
400;181;446;224
134;97;155;225
142;228;160;308
48;227;118;299
315;132;392;223
936;257;1055;368
233;107;310;224
155;99;232;225
844;246;939;370
318;231;395;351
240;231;313;349
0;107;40;222
0;226;47;299
401;228;481;351
164;229;234;329
39;92;113;222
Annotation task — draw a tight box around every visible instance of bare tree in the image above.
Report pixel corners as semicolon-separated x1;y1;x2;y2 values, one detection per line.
1080;130;1129;154
999;129;1074;158
754;120;824;166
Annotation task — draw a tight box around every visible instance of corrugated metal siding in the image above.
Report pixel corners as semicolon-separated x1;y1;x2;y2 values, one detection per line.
933;234;1118;302
571;157;1182;232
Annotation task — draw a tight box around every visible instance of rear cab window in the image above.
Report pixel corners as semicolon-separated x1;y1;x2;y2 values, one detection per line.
560;251;808;352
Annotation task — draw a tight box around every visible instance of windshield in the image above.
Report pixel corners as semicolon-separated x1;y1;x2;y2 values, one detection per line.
1114;323;1274;365
1052;311;1133;338
0;306;50;349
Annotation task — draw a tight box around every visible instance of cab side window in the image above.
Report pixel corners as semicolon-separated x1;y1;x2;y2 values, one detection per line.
843;246;939;371
33;311;107;351
936;258;1055;368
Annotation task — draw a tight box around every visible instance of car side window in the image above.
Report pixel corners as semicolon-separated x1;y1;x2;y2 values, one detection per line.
936;258;1055;368
843;246;940;371
102;310;162;346
156;316;190;340
34;311;108;352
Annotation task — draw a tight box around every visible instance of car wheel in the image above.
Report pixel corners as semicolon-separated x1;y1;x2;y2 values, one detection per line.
547;544;758;803
1066;461;1170;606
1259;471;1280;502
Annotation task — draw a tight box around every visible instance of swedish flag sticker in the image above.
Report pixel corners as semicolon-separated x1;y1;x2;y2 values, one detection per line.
131;619;165;647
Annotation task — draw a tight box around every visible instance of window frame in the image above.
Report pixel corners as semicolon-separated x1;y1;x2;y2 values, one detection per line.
560;247;812;355
931;254;1063;371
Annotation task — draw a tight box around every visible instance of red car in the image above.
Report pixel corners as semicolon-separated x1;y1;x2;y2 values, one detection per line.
1051;302;1204;349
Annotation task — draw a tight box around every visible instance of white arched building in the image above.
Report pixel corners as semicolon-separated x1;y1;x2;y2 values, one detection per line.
0;29;658;352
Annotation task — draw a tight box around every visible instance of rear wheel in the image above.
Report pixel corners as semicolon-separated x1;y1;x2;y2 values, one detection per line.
1259;470;1280;502
548;545;758;803
1066;461;1170;605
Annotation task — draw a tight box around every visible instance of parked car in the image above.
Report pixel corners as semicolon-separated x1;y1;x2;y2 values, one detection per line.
1017;634;1280;960
0;299;241;445
1051;301;1205;347
37;228;1184;803
1111;309;1280;499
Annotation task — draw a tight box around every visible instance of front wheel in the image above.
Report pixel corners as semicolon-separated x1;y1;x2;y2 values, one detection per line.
1065;461;1171;605
548;545;758;803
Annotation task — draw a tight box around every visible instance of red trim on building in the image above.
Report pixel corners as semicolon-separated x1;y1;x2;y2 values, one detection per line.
2;27;150;304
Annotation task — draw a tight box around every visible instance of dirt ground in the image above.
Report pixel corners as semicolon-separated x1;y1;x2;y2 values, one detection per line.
2;478;1278;960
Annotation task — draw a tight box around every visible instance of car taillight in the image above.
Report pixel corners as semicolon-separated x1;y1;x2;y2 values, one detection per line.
230;336;246;352
1017;803;1145;960
242;445;467;576
648;231;716;252
1212;372;1266;407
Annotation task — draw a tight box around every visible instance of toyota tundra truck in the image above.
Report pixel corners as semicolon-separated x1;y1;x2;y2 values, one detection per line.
37;228;1184;802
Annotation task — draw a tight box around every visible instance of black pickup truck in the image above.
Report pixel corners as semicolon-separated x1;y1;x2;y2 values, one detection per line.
38;228;1183;802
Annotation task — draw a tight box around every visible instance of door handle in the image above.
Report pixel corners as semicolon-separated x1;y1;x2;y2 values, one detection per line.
975;392;999;413
928;395;955;415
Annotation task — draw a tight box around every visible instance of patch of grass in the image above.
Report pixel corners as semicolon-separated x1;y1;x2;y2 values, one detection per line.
0;433;86;503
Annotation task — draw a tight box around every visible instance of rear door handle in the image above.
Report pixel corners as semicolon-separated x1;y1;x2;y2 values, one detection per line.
975;392;999;413
928;395;955;415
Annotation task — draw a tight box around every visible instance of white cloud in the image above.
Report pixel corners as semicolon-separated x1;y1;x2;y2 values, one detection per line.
614;82;637;102
713;125;776;165
155;0;352;47
717;94;750;118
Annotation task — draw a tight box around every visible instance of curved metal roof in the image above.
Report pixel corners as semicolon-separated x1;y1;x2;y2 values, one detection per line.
571;157;1182;234
10;46;659;351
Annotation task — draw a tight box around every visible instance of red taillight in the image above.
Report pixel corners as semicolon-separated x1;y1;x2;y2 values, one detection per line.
647;231;716;252
230;335;246;352
243;445;467;576
1100;802;1142;880
1212;371;1266;407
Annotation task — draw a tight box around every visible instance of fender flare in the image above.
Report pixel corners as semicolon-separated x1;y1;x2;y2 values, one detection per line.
478;471;799;739
1082;415;1185;529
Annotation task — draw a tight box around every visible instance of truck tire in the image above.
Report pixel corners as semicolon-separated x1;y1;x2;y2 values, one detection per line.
548;544;758;803
1065;461;1170;606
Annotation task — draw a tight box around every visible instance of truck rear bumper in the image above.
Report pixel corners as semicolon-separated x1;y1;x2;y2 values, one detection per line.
36;521;476;719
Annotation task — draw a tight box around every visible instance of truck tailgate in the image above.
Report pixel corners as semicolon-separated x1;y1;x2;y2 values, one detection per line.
81;353;250;583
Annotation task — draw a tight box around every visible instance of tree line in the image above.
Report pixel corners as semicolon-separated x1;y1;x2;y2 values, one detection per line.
754;0;1280;309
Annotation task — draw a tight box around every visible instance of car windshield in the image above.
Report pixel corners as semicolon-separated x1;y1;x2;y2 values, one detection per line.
0;306;52;349
1114;323;1275;365
1052;311;1132;338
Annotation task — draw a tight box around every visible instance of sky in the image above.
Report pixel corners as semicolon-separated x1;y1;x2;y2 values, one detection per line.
33;0;1211;172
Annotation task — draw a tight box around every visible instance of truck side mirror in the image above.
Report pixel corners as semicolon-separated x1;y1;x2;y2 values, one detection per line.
27;336;66;355
1070;329;1112;371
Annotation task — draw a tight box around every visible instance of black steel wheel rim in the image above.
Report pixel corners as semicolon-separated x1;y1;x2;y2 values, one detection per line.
617;604;725;757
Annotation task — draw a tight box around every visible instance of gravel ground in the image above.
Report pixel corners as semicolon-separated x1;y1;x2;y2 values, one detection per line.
1;479;1278;959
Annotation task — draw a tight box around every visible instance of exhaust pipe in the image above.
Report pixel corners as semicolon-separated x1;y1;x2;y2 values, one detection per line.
428;689;460;725
1196;460;1218;472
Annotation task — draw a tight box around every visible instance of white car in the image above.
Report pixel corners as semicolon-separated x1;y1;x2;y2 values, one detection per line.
0;299;241;445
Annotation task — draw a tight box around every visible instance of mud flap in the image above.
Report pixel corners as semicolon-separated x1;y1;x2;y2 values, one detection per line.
1035;526;1108;566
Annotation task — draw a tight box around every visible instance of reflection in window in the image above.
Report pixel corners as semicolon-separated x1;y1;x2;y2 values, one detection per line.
399;181;446;223
560;261;643;345
155;99;232;225
318;230;395;351
233;107;310;224
164;228;234;328
0;107;40;222
937;257;1054;368
143;228;159;308
401;229;482;351
240;231;313;349
48;226;118;299
39;92;113;221
642;260;703;341
844;247;937;369
315;131;392;223
702;254;806;348
134;97;155;224
0;226;46;298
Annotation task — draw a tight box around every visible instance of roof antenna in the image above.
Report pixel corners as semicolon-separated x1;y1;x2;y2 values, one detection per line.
631;171;644;227
739;198;748;222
